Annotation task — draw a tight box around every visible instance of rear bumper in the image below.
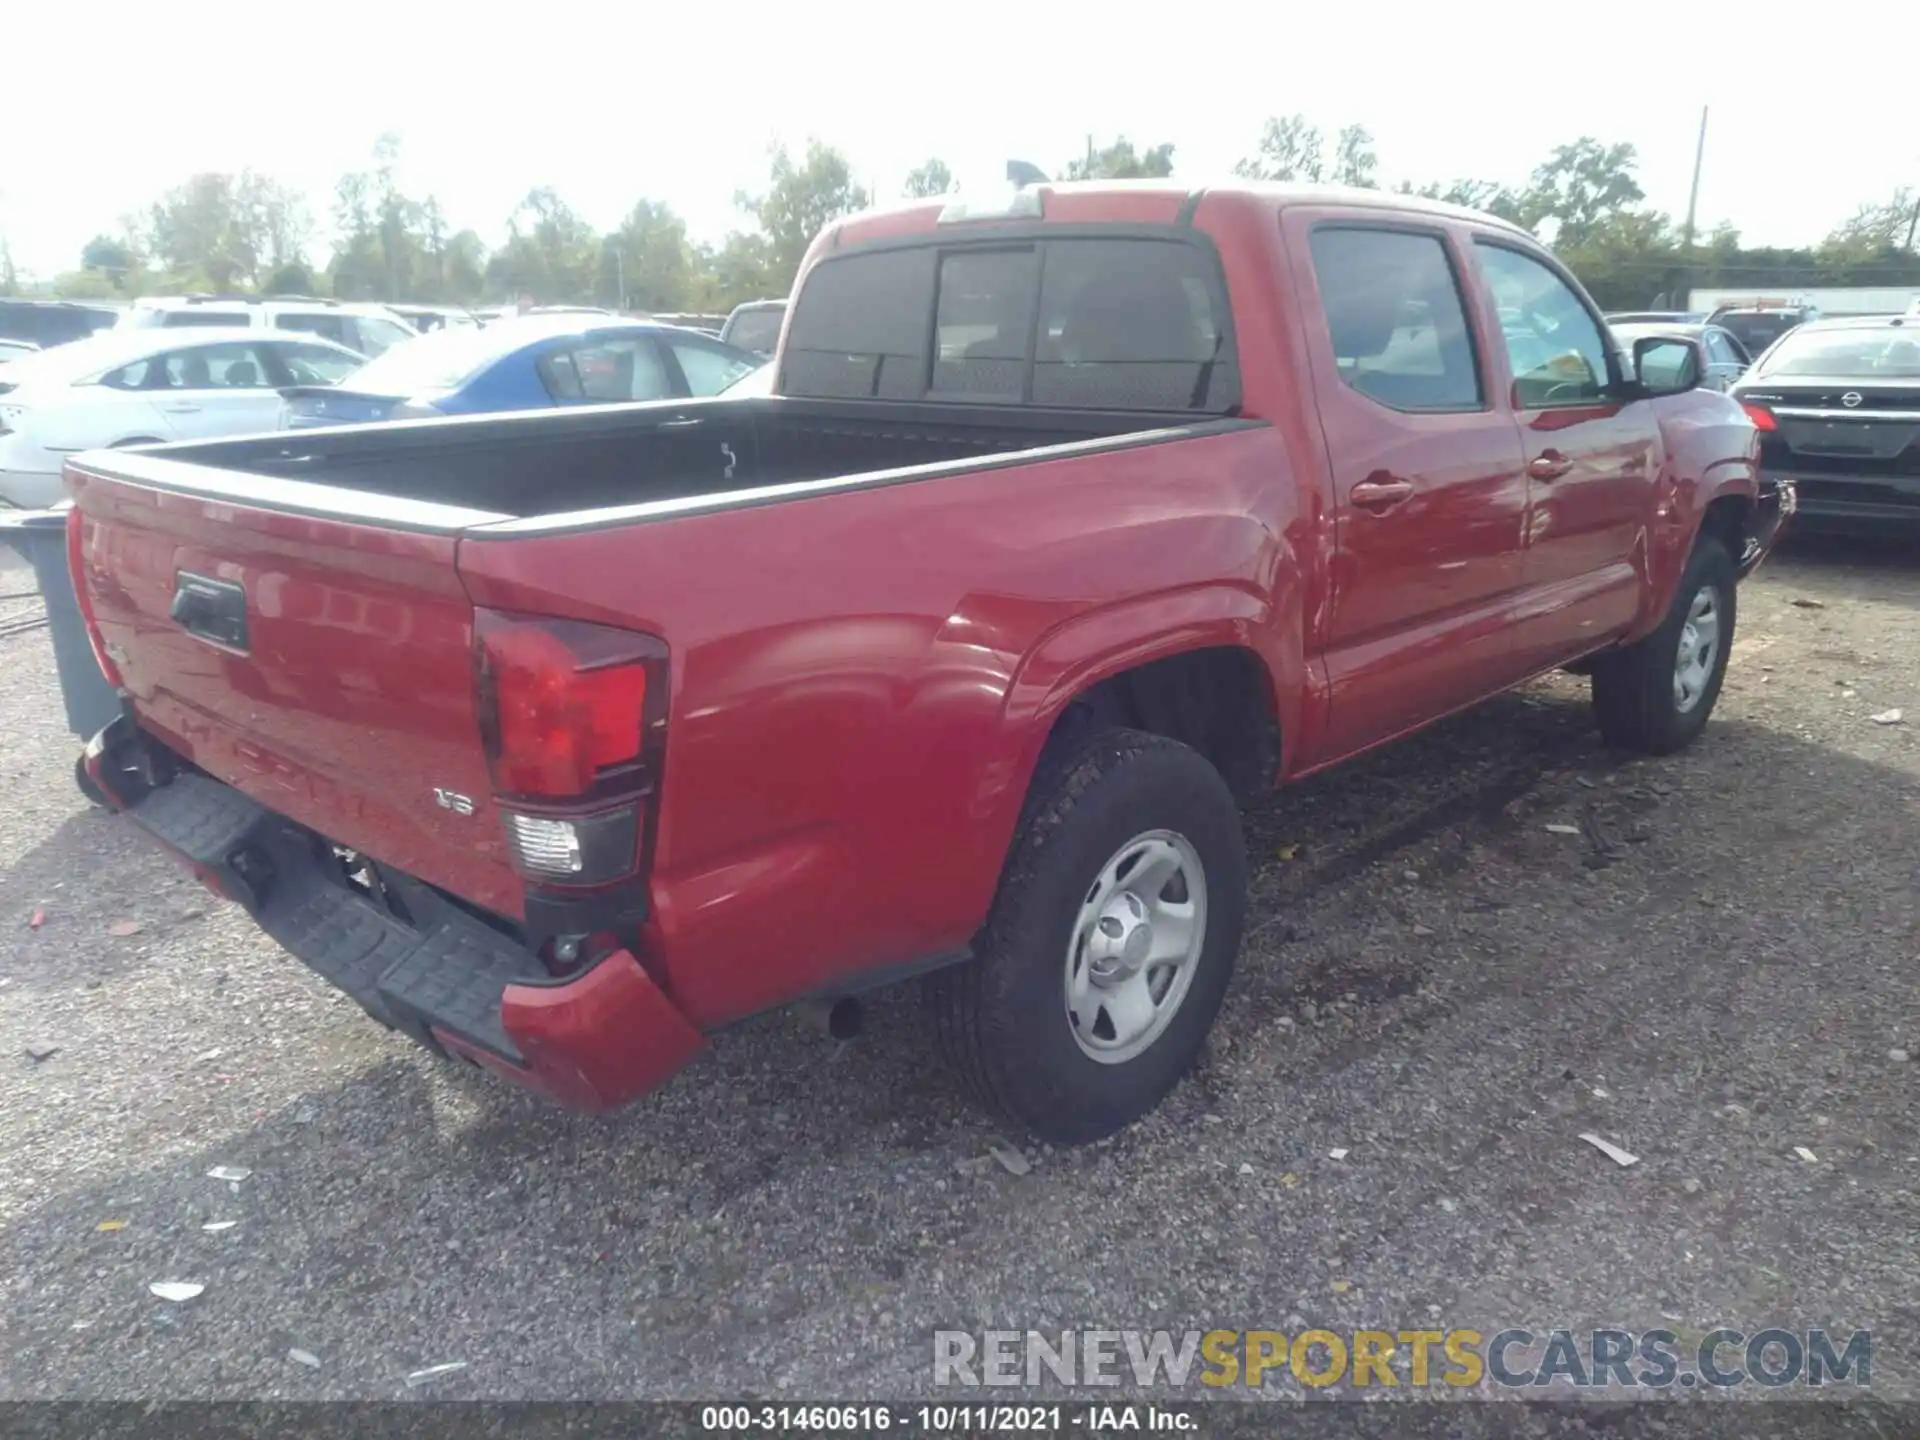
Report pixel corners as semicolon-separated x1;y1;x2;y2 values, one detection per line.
1737;475;1796;578
83;719;705;1111
1761;467;1920;535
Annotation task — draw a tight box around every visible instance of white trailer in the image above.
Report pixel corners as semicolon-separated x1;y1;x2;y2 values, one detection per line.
1687;286;1920;317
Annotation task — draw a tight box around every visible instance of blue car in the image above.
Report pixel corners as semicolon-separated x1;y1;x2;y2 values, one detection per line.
278;314;763;429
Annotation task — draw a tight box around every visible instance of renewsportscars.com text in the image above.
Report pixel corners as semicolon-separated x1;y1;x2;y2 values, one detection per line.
933;1327;1871;1390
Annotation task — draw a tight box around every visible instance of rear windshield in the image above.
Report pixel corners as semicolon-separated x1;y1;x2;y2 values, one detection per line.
1715;313;1799;356
781;233;1237;412
335;323;514;394
726;308;784;353
1760;327;1920;378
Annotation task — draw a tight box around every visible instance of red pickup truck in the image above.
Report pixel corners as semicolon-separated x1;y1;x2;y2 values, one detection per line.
66;182;1788;1143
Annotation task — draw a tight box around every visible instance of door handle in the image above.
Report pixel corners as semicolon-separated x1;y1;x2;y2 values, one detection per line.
162;403;202;414
1528;450;1572;481
658;416;703;429
1350;476;1415;511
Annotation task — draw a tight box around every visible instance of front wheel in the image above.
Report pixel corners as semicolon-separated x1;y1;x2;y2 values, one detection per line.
1591;538;1736;754
927;729;1247;1144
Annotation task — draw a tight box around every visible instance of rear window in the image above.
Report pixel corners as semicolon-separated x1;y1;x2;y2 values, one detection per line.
337;323;513;394
162;309;251;328
1715;313;1798;356
725;308;784;353
1759;328;1920;378
781;234;1236;412
0;302;115;348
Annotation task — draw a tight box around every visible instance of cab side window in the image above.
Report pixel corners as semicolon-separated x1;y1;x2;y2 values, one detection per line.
1307;227;1483;412
1475;243;1613;408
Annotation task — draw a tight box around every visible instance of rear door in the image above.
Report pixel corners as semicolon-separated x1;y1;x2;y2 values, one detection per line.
67;461;523;916
1472;240;1653;674
147;341;288;440
1287;212;1532;758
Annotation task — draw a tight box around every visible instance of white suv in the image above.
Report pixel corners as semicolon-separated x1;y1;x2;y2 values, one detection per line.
120;297;419;357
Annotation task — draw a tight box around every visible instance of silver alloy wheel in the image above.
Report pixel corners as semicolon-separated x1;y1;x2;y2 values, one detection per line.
1064;829;1208;1064
1673;584;1721;714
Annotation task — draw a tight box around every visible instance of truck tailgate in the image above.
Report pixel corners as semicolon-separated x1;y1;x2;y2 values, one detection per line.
68;458;525;919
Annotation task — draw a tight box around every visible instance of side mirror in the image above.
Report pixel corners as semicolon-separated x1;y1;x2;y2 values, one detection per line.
1633;335;1703;396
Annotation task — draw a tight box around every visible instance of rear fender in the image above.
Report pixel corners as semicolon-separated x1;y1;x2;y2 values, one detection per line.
1629;407;1760;639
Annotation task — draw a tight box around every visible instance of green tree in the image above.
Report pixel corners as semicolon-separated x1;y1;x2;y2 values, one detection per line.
903;158;956;199
1234;115;1325;182
1398;178;1526;223
148;173;261;289
738;141;870;294
266;260;317;295
80;234;140;288
1822;188;1919;258
601;198;696;311
488;187;600;303
1063;137;1174;180
1517;138;1645;246
1329;125;1378;189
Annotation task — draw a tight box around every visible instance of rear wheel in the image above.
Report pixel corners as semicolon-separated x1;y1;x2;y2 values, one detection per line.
1591;537;1736;754
927;729;1246;1144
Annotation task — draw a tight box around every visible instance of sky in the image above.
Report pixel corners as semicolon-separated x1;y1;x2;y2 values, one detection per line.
5;2;1918;282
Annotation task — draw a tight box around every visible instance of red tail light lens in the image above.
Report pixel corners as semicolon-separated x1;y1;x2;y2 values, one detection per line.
1740;402;1777;432
473;610;664;799
65;504;123;689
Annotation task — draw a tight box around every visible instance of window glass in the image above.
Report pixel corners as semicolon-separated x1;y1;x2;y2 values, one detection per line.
277;343;360;384
1475;244;1612;407
162;309;250;328
351;317;415;357
932;249;1038;400
1760;327;1920;378
538;337;673;403
1031;239;1229;410
1307;228;1482;411
782;246;936;400
274;312;353;348
156;343;274;389
724;307;784;354
670;338;760;395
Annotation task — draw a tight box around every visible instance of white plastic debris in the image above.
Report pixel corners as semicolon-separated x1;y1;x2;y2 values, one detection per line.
202;1220;238;1232
405;1362;469;1388
1237;1162;1254;1175
1328;1148;1350;1161
149;1282;204;1303
1545;824;1581;836
288;1348;321;1368
205;1166;251;1183
1794;1146;1819;1163
1579;1133;1640;1168
195;1048;222;1063
1870;709;1904;725
987;1140;1031;1177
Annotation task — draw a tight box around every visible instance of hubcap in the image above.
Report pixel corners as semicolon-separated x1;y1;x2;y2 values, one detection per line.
1673;584;1721;714
1064;829;1208;1064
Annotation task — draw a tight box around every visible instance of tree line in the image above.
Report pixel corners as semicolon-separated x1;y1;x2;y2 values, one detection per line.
9;121;1919;314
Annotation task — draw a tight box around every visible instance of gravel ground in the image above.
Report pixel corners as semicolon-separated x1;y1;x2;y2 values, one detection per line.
0;537;1916;1410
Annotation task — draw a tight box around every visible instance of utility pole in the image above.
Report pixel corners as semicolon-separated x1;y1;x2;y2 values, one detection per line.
615;248;627;312
1904;190;1919;252
1678;106;1709;311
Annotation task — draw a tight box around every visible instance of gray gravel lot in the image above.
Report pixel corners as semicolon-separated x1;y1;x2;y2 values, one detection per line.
0;537;1916;1409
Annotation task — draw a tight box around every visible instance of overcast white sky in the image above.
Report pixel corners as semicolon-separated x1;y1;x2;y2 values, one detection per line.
5;2;1917;280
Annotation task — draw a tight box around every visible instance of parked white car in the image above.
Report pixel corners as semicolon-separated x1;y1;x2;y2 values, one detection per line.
0;327;364;508
118;296;419;358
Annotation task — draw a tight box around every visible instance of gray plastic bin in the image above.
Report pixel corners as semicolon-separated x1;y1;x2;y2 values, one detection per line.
0;505;122;740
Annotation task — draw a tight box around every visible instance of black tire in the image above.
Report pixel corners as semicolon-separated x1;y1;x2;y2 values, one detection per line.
1591;537;1736;755
73;755;109;809
927;728;1247;1145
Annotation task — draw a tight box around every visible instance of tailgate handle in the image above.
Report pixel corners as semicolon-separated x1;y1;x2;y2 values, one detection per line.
171;572;249;651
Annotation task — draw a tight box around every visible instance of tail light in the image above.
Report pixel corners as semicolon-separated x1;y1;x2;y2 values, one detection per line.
473;609;667;889
1740;402;1777;432
65;504;124;688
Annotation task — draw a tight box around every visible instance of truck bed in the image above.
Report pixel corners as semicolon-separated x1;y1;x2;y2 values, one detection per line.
120;396;1173;522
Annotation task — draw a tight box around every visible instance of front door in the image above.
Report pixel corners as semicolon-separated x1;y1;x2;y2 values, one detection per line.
1472;242;1656;676
147;341;289;441
1289;214;1532;764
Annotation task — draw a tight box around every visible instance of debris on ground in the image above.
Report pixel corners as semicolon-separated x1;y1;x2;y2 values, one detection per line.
987;1140;1032;1177
202;1220;238;1232
205;1166;251;1183
1238;1163;1254;1176
95;1220;128;1232
405;1362;469;1388
1682;1178;1703;1194
1545;824;1582;836
1328;1148;1350;1161
107;920;143;937
1579;1133;1640;1168
1870;709;1903;725
1790;598;1826;609
1794;1146;1819;1163
24;1042;59;1063
288;1348;322;1368
27;908;45;930
1276;843;1301;861
1890;1048;1911;1063
148;1282;204;1303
